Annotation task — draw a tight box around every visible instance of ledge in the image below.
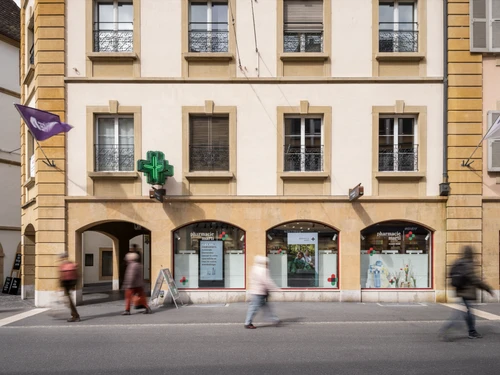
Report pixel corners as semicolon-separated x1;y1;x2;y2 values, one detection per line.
88;172;139;180
21;198;36;209
23;177;35;189
23;65;35;86
375;52;425;62
375;171;425;180
87;52;138;61
185;171;234;180
279;52;329;62
183;52;234;62
279;172;329;180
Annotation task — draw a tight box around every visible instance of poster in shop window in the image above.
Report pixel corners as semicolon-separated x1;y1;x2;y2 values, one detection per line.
200;240;223;281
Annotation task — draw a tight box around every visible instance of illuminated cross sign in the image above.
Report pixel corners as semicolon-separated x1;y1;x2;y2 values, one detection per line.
137;151;174;185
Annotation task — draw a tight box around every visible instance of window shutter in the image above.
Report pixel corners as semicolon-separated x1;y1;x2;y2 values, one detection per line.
190;116;209;146
471;0;488;51
210;116;229;146
488;111;500;171
492;0;500;49
284;0;323;31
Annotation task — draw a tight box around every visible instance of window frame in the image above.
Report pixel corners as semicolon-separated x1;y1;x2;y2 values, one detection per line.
378;114;418;172
283;115;324;172
283;0;324;53
470;0;500;52
378;0;419;53
188;0;229;53
94;115;135;172
93;0;134;53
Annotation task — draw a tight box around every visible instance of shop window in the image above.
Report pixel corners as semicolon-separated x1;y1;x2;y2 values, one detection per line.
266;221;339;288
173;221;245;288
360;221;431;289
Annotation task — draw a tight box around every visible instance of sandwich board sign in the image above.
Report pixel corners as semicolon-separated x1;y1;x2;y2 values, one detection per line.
151;268;182;309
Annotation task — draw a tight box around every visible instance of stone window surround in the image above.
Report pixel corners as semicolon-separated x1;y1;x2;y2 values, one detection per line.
277;101;332;195
182;101;237;195
372;101;427;196
181;0;237;78
371;0;427;77
276;0;332;77
86;101;142;195
85;0;142;77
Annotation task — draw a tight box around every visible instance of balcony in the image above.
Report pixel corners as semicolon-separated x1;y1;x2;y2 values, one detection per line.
189;145;229;171
284;23;323;53
284;145;324;172
93;22;133;52
379;145;418;172
379;22;418;53
189;22;229;53
94;144;134;172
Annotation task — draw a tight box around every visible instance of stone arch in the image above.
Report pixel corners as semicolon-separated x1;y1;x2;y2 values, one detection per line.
22;224;36;299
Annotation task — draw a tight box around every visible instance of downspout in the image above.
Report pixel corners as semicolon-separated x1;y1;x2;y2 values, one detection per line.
440;0;450;196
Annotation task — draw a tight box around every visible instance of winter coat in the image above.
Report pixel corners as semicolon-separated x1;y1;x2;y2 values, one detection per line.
248;256;278;296
455;259;492;300
122;261;144;289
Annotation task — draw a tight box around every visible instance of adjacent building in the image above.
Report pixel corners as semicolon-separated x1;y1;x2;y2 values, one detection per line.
19;0;499;306
0;0;21;290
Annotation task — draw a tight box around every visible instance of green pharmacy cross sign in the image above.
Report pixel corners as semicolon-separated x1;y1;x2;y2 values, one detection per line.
137;151;174;186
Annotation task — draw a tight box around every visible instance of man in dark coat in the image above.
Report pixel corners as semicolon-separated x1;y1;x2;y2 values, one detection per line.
439;246;493;340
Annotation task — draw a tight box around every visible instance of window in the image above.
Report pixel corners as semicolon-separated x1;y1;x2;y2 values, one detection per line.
361;221;431;289
95;116;134;172
27;131;35;179
284;117;323;172
471;0;500;52
284;0;323;52
173;222;245;288
267;221;339;288
487;111;500;171
379;1;418;52
189;115;229;171
378;116;418;172
85;254;94;267
189;1;229;52
27;17;34;65
94;0;133;52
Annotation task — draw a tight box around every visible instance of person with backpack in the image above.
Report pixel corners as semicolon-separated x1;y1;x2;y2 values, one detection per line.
59;252;80;322
439;245;493;340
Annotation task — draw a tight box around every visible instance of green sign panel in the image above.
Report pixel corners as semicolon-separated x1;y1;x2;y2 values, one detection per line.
137;151;174;185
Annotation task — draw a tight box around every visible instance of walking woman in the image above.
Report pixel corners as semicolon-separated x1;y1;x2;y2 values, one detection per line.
121;252;152;315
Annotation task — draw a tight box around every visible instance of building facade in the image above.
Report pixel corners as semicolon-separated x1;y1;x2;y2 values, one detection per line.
0;0;21;290
19;0;499;306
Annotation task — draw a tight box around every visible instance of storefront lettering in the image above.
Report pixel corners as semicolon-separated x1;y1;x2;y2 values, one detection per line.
190;232;215;240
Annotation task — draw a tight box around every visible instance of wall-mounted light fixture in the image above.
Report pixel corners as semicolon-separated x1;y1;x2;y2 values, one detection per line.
425;233;430;241
360;235;365;241
174;233;181;241
267;234;273;241
332;234;337;241
240;234;245;242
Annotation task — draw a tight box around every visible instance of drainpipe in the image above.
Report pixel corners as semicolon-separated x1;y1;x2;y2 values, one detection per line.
440;0;451;196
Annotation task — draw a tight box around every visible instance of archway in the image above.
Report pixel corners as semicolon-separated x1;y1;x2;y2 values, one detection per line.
22;224;36;299
77;221;151;302
360;220;433;289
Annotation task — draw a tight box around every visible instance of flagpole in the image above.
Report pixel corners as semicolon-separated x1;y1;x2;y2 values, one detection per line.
461;123;496;168
35;139;56;168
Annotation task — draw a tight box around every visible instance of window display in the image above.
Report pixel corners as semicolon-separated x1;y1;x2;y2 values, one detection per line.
173;222;245;288
360;221;432;289
266;222;339;288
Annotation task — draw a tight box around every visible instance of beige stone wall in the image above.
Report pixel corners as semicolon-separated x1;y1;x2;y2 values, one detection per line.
66;197;446;302
481;201;500;300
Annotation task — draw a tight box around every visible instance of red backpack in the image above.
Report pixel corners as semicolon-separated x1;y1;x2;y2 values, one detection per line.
60;261;78;282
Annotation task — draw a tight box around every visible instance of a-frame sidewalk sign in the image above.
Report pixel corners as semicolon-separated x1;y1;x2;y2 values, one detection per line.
150;268;183;309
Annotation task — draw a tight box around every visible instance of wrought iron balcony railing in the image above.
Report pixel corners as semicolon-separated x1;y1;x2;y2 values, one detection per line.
189;22;229;52
29;44;34;65
379;22;418;52
378;145;418;172
94;144;134;172
93;22;133;52
284;145;324;172
189;145;229;171
284;23;323;52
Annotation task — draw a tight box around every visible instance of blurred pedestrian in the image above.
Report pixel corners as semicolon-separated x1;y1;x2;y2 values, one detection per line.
244;255;280;329
59;252;80;322
439;246;494;340
122;252;152;315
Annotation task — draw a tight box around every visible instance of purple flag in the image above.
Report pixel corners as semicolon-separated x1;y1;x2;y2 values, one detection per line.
14;104;73;141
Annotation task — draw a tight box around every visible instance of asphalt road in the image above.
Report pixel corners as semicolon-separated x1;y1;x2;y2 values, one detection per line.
1;318;500;375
